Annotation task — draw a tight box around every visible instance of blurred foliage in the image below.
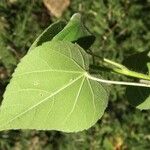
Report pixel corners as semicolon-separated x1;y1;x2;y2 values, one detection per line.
0;0;150;149
0;18;17;71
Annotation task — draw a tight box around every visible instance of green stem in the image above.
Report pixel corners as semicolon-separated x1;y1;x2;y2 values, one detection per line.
112;68;150;81
88;51;150;81
103;58;128;70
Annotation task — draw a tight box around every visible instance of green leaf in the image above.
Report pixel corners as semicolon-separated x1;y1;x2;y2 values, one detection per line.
53;13;95;49
126;86;150;110
123;50;150;73
0;41;108;132
124;51;150;109
29;20;66;51
53;13;90;41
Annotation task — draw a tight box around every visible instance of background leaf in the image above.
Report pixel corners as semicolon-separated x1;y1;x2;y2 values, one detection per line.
53;13;95;49
29;20;66;51
0;41;109;132
123;51;150;109
123;51;150;73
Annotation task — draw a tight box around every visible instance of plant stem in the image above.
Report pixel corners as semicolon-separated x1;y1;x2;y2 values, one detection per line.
103;58;150;80
88;51;150;81
85;73;150;87
112;67;150;81
103;58;128;70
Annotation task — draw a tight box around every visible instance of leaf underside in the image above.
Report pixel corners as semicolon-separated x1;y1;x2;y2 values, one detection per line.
0;41;108;132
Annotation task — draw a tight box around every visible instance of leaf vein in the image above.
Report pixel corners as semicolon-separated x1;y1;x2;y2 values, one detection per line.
0;74;84;129
63;76;85;124
86;78;96;123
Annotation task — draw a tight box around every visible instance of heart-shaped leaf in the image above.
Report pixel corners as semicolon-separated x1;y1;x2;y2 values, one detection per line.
0;41;109;132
